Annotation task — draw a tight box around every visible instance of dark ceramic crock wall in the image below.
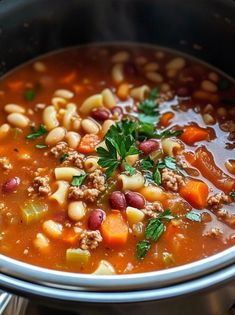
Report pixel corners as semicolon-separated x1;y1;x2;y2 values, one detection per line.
0;0;234;76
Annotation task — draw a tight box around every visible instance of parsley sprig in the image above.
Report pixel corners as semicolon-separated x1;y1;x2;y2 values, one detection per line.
97;120;140;177
136;209;174;260
71;174;87;187
138;87;160;124
26;124;47;140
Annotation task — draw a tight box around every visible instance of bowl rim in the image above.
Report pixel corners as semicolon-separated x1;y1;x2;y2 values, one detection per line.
1;246;235;291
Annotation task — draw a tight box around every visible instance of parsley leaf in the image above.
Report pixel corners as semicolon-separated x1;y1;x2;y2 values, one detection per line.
230;192;235;198
97;120;140;177
35;144;48;149
25;89;36;101
146;219;164;241
186;212;202;222
158;156;177;170
60;153;69;163
138;87;160;124
136;240;151;260
71;174;87;187
140;157;154;171
153;167;161;185
26;124;47;140
124;161;137;176
156;129;183;139
158;209;175;220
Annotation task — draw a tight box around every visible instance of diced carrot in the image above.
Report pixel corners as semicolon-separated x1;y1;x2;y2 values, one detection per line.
7;80;23;92
160;112;175;127
180;125;209;145
101;210;128;247
194;146;235;193
60;71;77;84
179;179;209;209
184;151;196;165
77;134;100;154
73;84;83;94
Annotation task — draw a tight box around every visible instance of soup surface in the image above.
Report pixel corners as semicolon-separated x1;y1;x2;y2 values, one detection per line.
0;44;235;275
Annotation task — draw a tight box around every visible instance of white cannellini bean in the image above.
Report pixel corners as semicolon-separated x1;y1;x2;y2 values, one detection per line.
81;118;100;134
166;57;186;70
0;123;10;140
54;167;84;181
45;127;66;146
43;220;63;238
201;80;218;93
135;56;147;65
4;104;25;114
102;89;116;108
68;201;86;221
33;233;50;251
208;72;219;82
54;89;74;99
33;61;47;72
7;113;29;128
43;105;59;130
144;62;159;72
111;51;130;63
65;131;81;149
111;63;124;83
145;71;163;83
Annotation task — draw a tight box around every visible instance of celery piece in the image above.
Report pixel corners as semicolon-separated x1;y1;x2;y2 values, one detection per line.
66;248;90;264
162;252;175;267
21;202;48;224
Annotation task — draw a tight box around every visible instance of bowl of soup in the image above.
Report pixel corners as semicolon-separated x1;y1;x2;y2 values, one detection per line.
0;0;234;314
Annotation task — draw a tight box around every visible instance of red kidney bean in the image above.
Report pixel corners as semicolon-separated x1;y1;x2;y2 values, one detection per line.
176;86;190;97
125;191;145;209
109;191;126;211
91;108;110;121
139;139;159;155
111;106;123;117
2;177;20;193
88;209;105;230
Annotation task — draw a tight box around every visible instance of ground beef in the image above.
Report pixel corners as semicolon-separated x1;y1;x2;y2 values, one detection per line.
62;151;84;169
86;169;106;191
0;157;12;170
142;201;164;218
80;230;102;250
68;170;105;203
28;176;51;196
161;168;185;192
207;193;232;209
50;142;68;158
216;209;235;228
51;141;84;168
204;227;223;238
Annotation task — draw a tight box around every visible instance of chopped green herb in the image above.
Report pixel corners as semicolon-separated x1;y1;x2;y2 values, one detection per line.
218;79;230;91
146;219;164;241
153;167;161;185
138;87;160;124
124;161;137;176
230;192;235;198
71;174;87;187
186;212;202;222
140;157;154;171
35;144;48;149
25;89;36;101
156;129;183;139
60;153;69;163
97;120;140;177
136;240;151;260
26;124;47;140
158;156;177;170
137;122;155;140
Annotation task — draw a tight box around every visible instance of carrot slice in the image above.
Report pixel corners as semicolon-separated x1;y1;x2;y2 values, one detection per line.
160;112;175;127
7;80;23;92
194;146;235;193
77;134;100;154
180;125;209;145
60;71;77;84
184;151;196;165
101;210;128;247
179;179;209;209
